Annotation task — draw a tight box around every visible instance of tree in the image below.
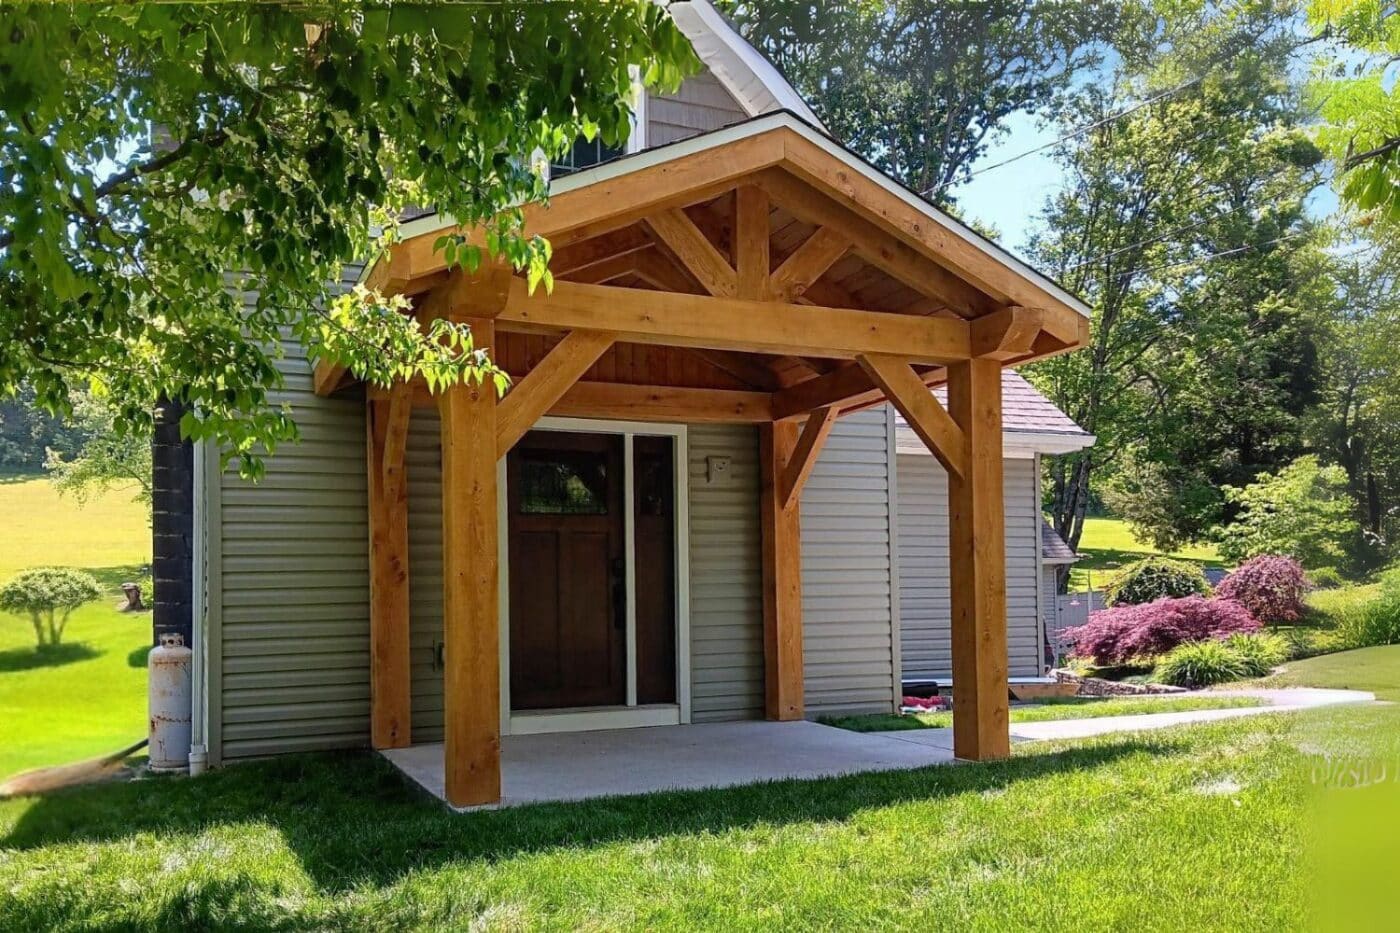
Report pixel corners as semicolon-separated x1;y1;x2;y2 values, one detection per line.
0;568;102;649
1306;225;1400;566
0;3;696;477
44;390;153;507
1217;455;1361;569
722;0;1133;202
1307;0;1400;218
1025;0;1323;561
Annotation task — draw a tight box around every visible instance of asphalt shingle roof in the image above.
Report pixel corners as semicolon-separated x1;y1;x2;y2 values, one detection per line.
1040;521;1080;563
900;371;1089;437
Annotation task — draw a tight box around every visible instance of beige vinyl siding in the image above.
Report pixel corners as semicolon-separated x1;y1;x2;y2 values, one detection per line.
214;275;373;761
799;409;898;716
896;454;1042;680
646;70;750;147
406;410;447;741
687;424;765;722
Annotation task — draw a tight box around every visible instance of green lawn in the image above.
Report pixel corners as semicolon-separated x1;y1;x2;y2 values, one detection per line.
0;477;150;780
1070;516;1224;590
1255;645;1400;701
826;694;1263;732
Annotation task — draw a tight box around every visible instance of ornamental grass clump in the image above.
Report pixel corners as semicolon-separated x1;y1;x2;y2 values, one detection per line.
1064;596;1261;667
1104;556;1211;607
1215;555;1309;624
1222;632;1292;676
1154;640;1250;688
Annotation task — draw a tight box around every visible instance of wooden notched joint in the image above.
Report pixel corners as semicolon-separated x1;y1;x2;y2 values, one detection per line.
970;305;1044;361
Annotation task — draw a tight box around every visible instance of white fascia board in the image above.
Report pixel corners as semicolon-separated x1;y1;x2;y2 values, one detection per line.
897;425;1096;458
665;0;827;129
370;113;1092;320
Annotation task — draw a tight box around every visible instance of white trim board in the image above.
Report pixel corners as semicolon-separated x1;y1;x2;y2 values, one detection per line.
496;417;692;735
897;427;1096;458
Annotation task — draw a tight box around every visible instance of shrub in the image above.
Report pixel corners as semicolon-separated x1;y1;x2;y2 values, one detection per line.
1155;640;1249;688
1104;557;1211;607
1307;567;1345;590
1215;555;1310;624
1222;632;1291;676
1333;568;1400;650
1063;595;1261;666
1217;455;1359;570
0;567;102;649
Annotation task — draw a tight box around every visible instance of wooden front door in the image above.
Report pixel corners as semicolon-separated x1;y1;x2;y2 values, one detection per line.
508;431;626;709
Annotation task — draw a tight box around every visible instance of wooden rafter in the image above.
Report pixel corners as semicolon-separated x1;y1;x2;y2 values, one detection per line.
778;406;837;509
856;353;968;478
771;359;944;420
770;227;849;302
495;331;615;456
645;207;738;297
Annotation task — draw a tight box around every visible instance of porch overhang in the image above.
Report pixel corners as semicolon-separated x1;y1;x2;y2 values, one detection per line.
320;111;1092;808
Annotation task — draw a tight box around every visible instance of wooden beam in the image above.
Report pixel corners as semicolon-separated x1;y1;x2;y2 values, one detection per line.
686;348;784;391
551;226;652;277
495;278;972;363
735;185;771;299
496;331;615;456
630;248;705;294
645;208;738;297
770;227;849;301
770;359;945;420
779;406;837;509
971;305;1044;360
438;319;501;807
367;390;412;751
562;251;647;285
416;259;514;322
760;421;804;720
374;379;775;422
313;359;351;397
552;382;773;422
757;168;995;319
856;353;967;478
945;357;1010;761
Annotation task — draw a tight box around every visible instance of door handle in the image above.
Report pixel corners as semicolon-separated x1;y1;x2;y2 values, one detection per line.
611;557;626;630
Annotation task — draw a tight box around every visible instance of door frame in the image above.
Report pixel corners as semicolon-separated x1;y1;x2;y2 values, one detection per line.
498;417;691;735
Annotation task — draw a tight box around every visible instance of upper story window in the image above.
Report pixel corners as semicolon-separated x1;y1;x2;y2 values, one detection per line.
550;135;627;177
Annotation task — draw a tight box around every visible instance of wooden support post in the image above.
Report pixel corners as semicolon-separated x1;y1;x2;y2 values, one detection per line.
438;319;502;807
760;421;804;720
367;388;412;750
946;357;1010;761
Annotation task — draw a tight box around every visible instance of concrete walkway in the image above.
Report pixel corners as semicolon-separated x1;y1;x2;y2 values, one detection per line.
881;687;1374;751
383;688;1373;810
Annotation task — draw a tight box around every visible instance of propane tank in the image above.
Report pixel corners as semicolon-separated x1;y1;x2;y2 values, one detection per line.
148;632;192;772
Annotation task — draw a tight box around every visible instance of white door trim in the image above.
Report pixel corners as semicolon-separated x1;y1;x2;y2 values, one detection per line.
498;417;691;735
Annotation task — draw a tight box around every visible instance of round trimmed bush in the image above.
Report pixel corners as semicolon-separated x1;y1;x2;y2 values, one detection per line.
1307;567;1345;590
0;567;102;649
1104;557;1211;607
1222;632;1291;676
1063;595;1260;666
1154;640;1249;688
1215;555;1309;624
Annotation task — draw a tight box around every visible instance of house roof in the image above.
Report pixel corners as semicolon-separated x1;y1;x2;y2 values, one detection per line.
1041;521;1081;564
895;371;1095;456
385;112;1093;324
664;1;826;130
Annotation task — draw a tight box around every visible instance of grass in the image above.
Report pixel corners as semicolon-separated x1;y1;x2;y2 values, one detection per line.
1070;516;1224;590
0;476;150;780
1253;645;1400;702
3;705;1396;930
825;694;1263;732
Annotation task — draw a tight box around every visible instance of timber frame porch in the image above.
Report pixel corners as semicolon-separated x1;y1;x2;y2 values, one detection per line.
314;113;1091;808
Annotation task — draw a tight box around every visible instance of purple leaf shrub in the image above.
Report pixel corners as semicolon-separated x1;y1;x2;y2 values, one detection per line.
1064;596;1261;666
1215;555;1310;624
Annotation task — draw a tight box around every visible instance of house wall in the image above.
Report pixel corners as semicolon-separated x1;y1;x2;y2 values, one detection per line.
895;454;1042;680
208;273;372;763
646;70;750;147
1041;565;1060;651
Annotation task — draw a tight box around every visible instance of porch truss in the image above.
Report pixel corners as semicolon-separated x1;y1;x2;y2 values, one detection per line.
325;116;1090;806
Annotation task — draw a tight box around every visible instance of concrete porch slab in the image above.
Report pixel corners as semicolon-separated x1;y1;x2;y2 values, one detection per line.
381;720;957;809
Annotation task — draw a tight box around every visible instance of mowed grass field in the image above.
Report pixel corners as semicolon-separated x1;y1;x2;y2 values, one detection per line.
1070;516;1224;589
0;476;150;779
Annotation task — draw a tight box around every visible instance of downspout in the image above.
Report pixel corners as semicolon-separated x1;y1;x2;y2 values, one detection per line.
187;439;208;775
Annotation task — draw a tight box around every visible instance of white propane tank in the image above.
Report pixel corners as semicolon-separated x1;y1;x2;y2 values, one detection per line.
148;633;192;772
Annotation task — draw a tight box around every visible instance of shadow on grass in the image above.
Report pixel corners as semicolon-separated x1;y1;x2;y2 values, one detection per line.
85;563;153;593
2;737;1170;897
0;642;100;672
126;644;152;668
